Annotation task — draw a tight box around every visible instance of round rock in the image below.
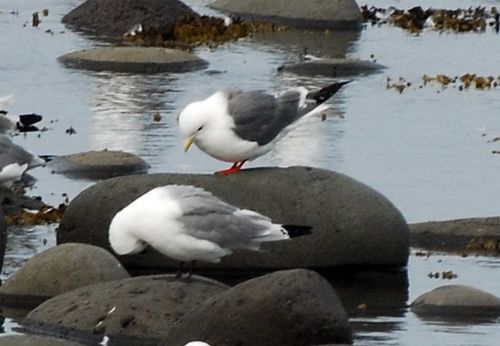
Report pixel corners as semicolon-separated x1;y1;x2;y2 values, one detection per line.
57;166;410;274
210;0;362;30
0;243;129;309
58;47;208;73
161;269;352;346
411;285;500;318
47;150;149;179
278;58;386;77
23;275;229;344
62;0;199;38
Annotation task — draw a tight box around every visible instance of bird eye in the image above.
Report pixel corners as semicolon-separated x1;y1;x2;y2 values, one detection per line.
197;126;203;131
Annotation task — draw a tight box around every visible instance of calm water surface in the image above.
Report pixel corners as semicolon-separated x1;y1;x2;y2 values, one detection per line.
0;0;499;344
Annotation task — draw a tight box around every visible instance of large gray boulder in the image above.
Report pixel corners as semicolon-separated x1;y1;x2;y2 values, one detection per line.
23;275;229;344
161;269;352;346
57;167;409;274
62;0;199;38
210;0;362;30
411;285;500;318
58;47;208;74
0;243;129;309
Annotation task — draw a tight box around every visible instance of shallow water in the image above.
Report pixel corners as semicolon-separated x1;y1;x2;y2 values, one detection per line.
0;0;500;344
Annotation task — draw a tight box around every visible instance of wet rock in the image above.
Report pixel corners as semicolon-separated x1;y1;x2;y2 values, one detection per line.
46;149;149;180
161;269;352;346
23;275;229;344
210;0;362;30
58;47;208;74
278;58;386;77
0;335;84;346
0;243;129;309
411;285;500;318
57;166;410;275
62;0;199;38
410;217;500;253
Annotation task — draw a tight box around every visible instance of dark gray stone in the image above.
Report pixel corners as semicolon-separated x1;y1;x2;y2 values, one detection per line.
411;285;500;318
0;243;129;309
210;0;362;30
47;149;150;180
23;275;229;344
57;167;410;274
161;269;352;346
58;47;208;74
278;58;386;77
410;217;500;253
0;335;84;346
62;0;199;38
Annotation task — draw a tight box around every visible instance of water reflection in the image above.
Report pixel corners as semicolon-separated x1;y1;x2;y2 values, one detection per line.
1;225;56;281
87;72;180;168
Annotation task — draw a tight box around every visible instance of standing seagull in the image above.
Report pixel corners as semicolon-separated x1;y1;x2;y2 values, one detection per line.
178;81;350;175
108;185;311;277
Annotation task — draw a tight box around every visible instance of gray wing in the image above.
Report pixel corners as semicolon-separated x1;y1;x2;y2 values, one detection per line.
0;135;36;168
175;187;271;249
227;89;304;145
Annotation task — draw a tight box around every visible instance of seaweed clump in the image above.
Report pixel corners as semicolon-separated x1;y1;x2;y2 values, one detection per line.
361;5;500;33
124;15;285;48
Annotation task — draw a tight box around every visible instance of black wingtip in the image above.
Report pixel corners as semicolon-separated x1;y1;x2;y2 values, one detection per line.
38;155;58;162
18;113;43;127
308;80;351;104
282;225;312;238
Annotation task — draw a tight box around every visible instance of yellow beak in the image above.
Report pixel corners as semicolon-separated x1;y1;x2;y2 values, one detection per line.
183;136;194;152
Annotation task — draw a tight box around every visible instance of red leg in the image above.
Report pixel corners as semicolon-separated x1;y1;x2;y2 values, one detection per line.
215;161;247;176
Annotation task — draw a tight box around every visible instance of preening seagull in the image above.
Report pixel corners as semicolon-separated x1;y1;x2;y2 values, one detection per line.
0;135;44;187
0;94;43;133
178;81;350;175
108;185;311;277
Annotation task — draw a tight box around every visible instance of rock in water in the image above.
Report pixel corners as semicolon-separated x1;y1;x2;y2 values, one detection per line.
23;275;229;344
57;167;410;274
411;285;500;318
160;269;352;346
210;0;362;30
0;243;129;309
62;0;199;37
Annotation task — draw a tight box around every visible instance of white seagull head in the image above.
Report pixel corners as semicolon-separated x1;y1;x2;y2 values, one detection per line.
178;91;231;154
177;100;211;152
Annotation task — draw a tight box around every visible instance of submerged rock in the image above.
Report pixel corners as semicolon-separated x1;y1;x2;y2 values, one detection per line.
411;285;500;318
278;58;386;77
46;149;150;180
62;0;199;38
161;269;352;346
23;275;229;344
58;47;208;74
0;243;129;309
210;0;363;30
57;166;410;275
